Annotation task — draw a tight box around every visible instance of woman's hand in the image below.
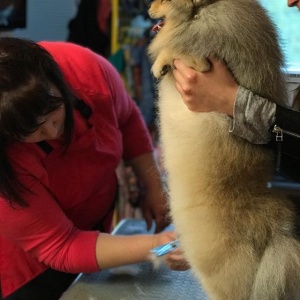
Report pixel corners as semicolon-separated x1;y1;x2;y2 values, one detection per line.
140;183;170;233
129;153;170;233
95;230;189;271
173;57;239;116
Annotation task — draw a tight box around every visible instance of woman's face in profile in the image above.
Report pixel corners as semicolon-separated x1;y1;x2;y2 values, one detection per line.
21;85;66;143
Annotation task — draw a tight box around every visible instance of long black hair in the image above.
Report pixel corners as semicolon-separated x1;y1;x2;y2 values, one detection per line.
0;37;75;207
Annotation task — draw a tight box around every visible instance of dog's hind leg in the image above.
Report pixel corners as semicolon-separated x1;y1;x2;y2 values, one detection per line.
250;235;300;300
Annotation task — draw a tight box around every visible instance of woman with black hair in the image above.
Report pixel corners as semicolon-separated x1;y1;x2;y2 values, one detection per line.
0;38;188;300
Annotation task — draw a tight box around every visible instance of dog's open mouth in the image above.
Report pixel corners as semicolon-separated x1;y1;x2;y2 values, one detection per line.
152;20;165;33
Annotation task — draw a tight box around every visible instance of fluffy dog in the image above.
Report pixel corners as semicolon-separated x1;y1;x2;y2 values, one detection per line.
148;0;300;299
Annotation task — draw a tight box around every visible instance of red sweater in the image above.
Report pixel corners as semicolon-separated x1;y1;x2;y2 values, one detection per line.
0;42;153;298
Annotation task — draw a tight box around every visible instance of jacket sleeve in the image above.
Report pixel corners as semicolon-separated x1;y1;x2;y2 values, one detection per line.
230;85;300;182
229;86;276;144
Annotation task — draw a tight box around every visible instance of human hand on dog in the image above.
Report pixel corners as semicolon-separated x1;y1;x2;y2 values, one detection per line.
173;57;238;116
128;153;171;233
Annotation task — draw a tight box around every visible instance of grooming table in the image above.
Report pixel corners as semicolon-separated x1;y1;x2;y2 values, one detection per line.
60;218;208;300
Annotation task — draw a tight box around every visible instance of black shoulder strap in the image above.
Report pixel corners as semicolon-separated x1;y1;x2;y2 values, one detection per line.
36;141;54;154
36;99;92;154
74;99;92;120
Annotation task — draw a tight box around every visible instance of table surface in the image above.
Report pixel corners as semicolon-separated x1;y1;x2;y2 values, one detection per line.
59;219;208;300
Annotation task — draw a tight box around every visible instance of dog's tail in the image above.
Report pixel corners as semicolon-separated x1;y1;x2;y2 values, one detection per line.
250;234;300;300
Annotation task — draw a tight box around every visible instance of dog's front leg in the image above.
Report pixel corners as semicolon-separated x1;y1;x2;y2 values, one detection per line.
180;55;211;73
151;48;173;79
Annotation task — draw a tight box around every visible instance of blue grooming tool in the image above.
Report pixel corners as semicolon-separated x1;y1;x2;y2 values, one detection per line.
151;239;179;257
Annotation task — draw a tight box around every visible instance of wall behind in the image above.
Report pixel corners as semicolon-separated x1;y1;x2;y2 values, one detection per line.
4;0;77;41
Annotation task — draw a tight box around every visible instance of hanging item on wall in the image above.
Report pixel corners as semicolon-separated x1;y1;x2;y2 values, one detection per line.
67;0;111;58
119;0;152;16
0;0;27;31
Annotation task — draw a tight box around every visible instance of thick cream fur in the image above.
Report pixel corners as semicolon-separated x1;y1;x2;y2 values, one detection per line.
148;0;300;299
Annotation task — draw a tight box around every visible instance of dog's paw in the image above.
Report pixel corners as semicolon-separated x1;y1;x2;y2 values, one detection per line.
152;64;171;79
148;252;165;269
195;58;211;72
161;65;171;76
183;57;211;73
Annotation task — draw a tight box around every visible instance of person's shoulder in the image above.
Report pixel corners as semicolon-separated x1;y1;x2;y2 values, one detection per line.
38;41;115;80
38;41;98;62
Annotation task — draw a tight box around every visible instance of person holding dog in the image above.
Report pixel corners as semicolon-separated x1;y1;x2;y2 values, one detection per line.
0;38;189;300
173;0;300;184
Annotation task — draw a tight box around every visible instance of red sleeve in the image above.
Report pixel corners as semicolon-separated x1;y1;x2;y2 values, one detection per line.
0;169;99;273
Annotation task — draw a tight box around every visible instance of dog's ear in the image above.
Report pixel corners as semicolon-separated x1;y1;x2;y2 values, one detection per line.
190;0;204;17
194;0;219;7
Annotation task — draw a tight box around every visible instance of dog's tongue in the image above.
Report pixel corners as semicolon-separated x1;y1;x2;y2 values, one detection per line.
152;20;165;33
